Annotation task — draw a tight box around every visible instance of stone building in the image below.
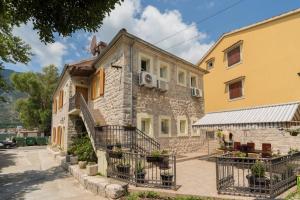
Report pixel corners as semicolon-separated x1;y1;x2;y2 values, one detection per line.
51;29;209;154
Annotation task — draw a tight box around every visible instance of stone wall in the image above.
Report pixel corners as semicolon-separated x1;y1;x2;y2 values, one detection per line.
229;128;300;154
91;42;131;126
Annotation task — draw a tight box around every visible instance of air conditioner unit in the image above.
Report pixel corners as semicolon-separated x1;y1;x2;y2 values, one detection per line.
139;71;157;88
157;80;168;92
191;87;203;98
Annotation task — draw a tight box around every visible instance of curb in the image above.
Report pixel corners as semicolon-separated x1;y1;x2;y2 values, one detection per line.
47;146;128;199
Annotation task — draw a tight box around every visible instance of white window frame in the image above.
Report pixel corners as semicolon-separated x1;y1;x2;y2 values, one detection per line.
206;58;214;70
177;68;187;87
190;72;198;88
158;115;171;137
177;116;188;136
158;60;170;81
137;113;153;137
138;52;153;74
190;117;200;136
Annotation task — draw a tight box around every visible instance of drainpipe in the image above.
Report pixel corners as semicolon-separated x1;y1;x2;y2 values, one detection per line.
129;41;134;126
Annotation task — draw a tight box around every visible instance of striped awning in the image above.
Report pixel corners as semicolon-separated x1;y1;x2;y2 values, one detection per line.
193;102;300;130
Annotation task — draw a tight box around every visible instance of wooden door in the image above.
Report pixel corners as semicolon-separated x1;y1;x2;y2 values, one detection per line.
76;86;88;106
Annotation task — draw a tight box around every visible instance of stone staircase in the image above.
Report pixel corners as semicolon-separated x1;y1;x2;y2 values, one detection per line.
71;93;160;154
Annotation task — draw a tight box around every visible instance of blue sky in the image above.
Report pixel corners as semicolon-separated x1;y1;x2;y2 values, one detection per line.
6;0;300;73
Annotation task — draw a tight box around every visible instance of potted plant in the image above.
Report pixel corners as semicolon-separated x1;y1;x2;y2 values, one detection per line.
160;171;173;187
246;161;270;191
108;147;123;159
135;161;146;184
116;161;131;179
146;150;168;163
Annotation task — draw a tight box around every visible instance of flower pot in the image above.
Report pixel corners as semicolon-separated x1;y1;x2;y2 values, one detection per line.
146;156;164;163
135;171;146;184
159;156;170;169
116;165;130;179
108;151;123;159
70;155;78;165
66;155;71;162
246;175;270;192
78;161;87;169
87;164;98;176
161;174;173;187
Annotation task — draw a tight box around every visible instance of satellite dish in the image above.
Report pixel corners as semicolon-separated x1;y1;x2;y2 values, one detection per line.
90;35;97;56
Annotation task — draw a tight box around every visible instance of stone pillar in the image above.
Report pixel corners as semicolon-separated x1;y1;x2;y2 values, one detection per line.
97;150;108;176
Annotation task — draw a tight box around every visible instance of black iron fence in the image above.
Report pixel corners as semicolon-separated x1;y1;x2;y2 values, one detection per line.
107;150;177;189
95;125;160;154
216;152;300;199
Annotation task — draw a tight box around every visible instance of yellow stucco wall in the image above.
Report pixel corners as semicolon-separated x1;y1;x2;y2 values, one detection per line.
199;12;300;113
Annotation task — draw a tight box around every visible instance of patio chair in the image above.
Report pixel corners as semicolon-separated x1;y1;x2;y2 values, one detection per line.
247;142;255;152
262;143;272;158
233;142;241;151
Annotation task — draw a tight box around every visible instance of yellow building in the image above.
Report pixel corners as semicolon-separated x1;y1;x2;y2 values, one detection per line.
198;9;300;113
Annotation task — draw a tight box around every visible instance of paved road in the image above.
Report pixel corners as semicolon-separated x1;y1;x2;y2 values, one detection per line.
0;146;105;200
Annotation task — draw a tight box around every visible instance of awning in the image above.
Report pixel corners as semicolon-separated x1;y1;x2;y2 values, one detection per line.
193;102;300;130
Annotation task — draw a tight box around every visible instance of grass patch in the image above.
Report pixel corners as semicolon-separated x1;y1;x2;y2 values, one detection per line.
123;191;229;200
285;189;300;200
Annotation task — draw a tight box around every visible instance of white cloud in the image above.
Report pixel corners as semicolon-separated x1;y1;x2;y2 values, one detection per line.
13;23;67;69
93;0;213;63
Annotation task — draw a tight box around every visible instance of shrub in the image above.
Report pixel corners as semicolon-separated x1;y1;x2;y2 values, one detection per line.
251;161;265;177
25;137;36;146
68;134;97;162
36;137;47;145
15;137;26;146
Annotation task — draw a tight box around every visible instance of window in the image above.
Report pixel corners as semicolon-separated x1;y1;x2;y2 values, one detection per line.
190;73;198;88
206;58;214;70
228;80;243;99
227;46;241;67
206;131;215;139
177;116;188;136
159;61;169;81
137;113;153;137
177;68;186;86
91;68;105;100
139;53;152;73
159;116;171;137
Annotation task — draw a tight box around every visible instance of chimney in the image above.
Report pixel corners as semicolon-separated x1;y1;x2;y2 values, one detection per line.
97;41;107;54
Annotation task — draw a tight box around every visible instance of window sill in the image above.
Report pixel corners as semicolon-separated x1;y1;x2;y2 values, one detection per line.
228;96;245;102
177;83;187;87
226;61;242;69
159;134;170;138
177;134;188;137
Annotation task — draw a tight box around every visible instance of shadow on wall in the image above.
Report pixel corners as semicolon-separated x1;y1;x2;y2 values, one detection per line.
0;149;16;173
0;166;68;200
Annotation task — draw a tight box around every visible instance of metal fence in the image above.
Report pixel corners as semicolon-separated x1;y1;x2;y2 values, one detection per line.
107;150;177;189
216;152;300;199
95;125;160;154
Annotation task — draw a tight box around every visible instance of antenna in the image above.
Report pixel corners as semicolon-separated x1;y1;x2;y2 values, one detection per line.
90;35;97;56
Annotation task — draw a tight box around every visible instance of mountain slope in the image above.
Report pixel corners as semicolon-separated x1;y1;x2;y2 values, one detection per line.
0;69;26;128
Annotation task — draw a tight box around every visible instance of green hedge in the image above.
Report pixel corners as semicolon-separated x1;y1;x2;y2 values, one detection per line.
36;137;48;145
15;137;26;146
25;137;36;146
13;136;49;146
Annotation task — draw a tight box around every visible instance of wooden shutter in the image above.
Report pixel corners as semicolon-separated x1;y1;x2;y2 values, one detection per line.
99;68;105;96
91;77;96;99
53;99;57;113
227;46;241;66
229;81;243;99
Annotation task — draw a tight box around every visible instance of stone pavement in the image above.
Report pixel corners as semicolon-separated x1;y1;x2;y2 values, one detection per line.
0;146;105;200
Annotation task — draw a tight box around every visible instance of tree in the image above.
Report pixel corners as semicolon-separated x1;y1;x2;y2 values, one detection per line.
11;65;59;134
0;0;122;100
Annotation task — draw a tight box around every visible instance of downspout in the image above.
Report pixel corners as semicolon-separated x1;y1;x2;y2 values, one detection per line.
129;41;134;126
